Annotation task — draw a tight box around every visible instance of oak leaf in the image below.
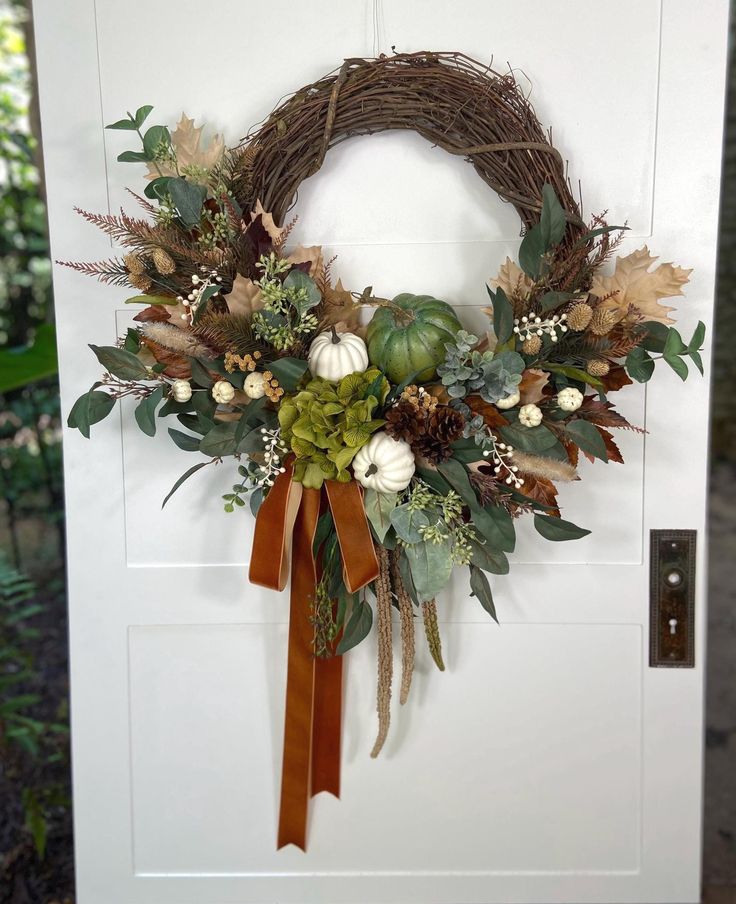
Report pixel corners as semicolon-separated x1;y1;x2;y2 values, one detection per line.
516;474;560;516
320;279;363;333
488;257;534;300
590;246;692;324
224;273;263;316
146;114;224;181
599;364;633;393
518;368;550;405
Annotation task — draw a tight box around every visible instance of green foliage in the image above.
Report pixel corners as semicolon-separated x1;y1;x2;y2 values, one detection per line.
518;183;568;278
252;253;321;351
437;329;524;403
533;514;591;541
278;367;388;488
626;321;706;383
0;323;57;392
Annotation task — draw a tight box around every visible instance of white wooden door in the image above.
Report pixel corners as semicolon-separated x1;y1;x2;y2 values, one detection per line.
34;1;726;901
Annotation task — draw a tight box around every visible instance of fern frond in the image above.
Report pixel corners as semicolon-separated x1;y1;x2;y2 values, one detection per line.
190;312;264;356
56;257;131;286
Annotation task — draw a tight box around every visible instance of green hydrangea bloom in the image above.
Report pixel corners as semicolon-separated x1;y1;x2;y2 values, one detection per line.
278;367;389;489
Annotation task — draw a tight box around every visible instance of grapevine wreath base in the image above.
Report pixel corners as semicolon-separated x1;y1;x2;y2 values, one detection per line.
62;52;704;850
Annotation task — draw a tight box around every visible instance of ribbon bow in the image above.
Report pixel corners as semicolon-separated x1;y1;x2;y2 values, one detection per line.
249;459;379;850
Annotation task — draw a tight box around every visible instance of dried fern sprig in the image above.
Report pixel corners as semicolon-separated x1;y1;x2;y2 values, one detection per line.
55;257;131;286
139;322;214;358
370;546;393;759
190;311;265;357
390;550;415;706
511;452;578;483
422;599;445;672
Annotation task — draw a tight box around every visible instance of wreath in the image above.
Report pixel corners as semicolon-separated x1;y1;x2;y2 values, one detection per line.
62;52;704;850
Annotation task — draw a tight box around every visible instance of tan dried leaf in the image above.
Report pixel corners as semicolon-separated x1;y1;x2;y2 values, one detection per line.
287;244;324;279
224;273;264;316
146;113;224;181
590;245;692;324
488;257;535;300
320;279;363;333
518;368;550;405
251;200;283;243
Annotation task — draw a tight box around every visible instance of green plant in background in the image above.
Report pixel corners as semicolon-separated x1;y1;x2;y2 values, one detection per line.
0;555;70;860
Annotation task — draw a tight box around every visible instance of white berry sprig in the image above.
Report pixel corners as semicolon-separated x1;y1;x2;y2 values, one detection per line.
513;312;569;344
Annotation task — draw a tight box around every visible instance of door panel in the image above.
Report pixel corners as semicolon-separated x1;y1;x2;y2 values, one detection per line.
33;0;727;901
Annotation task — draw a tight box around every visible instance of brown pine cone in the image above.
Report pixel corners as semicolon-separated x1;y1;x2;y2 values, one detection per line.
413;433;454;465
426;405;465;444
385;399;427;443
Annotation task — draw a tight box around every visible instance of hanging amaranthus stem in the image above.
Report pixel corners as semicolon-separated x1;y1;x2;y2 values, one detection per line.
370;546;393;759
422;599;445;672
390;550;415;705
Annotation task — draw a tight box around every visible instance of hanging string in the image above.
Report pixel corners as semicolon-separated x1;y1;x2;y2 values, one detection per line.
372;0;383;57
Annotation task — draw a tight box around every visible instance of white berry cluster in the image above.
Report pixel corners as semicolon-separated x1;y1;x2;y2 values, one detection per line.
257;427;287;487
178;266;223;323
513;312;569;344
482;436;524;489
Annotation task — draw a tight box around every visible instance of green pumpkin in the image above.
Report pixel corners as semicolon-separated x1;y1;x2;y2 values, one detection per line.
366;293;462;384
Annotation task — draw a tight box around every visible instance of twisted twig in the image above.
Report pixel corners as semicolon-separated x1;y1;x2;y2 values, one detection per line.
370;546;393;758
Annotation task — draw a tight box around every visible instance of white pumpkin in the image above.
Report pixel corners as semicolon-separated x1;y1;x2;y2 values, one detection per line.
518;403;543;427
170;379;192;403
557;386;584;412
353;433;415;493
212;380;235;404
308;327;369;381
496;390;520;410
243;372;266;399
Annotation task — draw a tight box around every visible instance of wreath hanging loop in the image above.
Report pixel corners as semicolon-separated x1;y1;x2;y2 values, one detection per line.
234;51;586;235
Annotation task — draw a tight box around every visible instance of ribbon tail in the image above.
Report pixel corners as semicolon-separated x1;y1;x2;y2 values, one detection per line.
311;648;343;797
249;460;301;591
277;486;320;851
324;480;380;592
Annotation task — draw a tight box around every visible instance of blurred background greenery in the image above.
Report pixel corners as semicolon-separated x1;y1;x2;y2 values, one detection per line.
0;1;733;901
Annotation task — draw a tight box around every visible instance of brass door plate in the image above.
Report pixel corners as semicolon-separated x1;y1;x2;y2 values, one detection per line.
649;529;696;668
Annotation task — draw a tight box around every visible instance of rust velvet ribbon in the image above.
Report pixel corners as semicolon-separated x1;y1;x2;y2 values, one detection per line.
249;460;379;850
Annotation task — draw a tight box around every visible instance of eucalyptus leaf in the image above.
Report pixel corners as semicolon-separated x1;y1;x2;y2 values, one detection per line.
142;124;170;159
269;357;309;392
364;489;398;542
89;344;149;381
405;538;454;600
486;285;514;343
161;461;210;509
133;386;164;437
117;150;149;163
167;427;201;452
469;565;498;623
468;538;509;575
67;389;116;438
168;177;206;227
626;346;655;383
124;294;178;305
283;269;321;313
134;105;153;127
534;513;591;541
539;183;567;248
199;421;238;457
499;422;558;453
336;599;373;654
390;504;430;544
565;419;608;461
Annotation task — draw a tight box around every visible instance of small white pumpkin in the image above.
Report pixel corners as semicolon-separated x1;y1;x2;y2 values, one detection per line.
557;386;584;412
308;327;369;381
212;380;235;404
243;372;266;399
170;379;192;403
353;433;415;493
518;403;543;427
496;390;520;410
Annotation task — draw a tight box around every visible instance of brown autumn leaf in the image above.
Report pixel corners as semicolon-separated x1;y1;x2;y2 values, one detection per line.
518;368;550;405
466;395;510;429
320;279;363;333
139;337;191;379
581;426;624;464
599;364;633;393
517;473;560;516
133;305;170;323
577;397;645;433
561;435;579;468
590;245;692;324
147;114;224;181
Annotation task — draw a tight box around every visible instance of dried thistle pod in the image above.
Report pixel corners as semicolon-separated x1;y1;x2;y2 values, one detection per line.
129;272;153;292
589;306;619;336
123;252;146;275
566;302;593;331
152;248;176;275
586;358;611;377
522;334;542;355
